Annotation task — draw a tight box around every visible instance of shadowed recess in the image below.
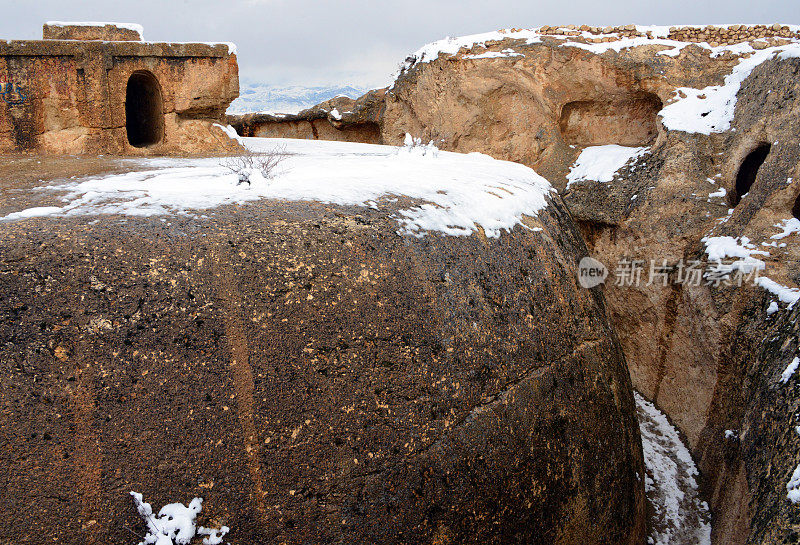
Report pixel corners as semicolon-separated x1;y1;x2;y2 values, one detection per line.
125;70;164;148
558;94;663;147
731;142;771;206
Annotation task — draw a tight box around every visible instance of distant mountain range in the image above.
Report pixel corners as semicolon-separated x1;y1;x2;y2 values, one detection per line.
227;83;370;115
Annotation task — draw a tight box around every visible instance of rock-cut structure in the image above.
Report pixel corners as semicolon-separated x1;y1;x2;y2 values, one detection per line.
378;23;800;545
0;22;241;154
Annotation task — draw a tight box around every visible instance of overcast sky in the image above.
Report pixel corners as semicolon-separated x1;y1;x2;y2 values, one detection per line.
1;0;799;88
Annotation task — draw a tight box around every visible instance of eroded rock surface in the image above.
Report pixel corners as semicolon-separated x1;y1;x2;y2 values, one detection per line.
228;88;385;144
0;151;644;544
381;29;753;182
380;26;800;544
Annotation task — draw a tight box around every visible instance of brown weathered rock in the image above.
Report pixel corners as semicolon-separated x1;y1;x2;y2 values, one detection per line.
382;37;741;182
380;29;800;544
0;161;645;543
228;88;386;144
42;22;143;42
0;24;240;155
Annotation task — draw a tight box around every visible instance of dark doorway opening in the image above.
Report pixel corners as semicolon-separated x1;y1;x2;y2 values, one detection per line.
125;71;164;148
731;143;771;206
792;193;800;220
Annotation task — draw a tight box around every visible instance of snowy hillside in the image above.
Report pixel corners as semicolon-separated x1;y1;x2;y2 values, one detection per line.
227;82;369;115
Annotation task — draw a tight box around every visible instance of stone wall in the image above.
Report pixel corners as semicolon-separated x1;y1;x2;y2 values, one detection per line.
42;22;144;42
0;27;241;155
537;24;800;48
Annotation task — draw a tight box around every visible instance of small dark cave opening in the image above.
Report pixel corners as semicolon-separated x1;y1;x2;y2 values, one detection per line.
731;143;771;206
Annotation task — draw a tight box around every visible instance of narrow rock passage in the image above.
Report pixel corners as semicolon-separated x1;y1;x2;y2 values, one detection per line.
635;392;712;545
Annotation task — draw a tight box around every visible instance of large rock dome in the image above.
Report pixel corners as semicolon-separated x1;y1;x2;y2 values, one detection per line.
0;139;645;544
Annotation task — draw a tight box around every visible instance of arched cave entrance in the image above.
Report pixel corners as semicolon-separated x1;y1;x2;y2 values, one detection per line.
792;193;800;220
125;71;164;148
731;143;771;206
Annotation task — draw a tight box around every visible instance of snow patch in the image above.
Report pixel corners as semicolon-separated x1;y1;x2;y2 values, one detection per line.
771;218;800;240
636;391;712;545
564;36;685;56
659;43;800;134
2;138;554;240
212;123;242;144
463;48;524;60
708;187;727;198
2;206;64;221
788;463;800;503
130;491;229;545
566;145;649;188
399;29;542;72
702;235;767;276
756;277;800;309
780;357;800;384
197;526;229;545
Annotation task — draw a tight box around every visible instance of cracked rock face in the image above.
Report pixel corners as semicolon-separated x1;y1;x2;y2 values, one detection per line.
0;192;644;543
380;30;800;543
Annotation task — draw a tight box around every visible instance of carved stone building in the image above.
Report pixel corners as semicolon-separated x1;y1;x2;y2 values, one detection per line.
0;22;240;154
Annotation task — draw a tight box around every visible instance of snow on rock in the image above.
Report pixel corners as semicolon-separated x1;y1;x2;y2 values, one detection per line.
398;29;542;72
708;187;727;198
702;235;768;276
1;138;554;239
464;48;524;60
771;218;800;240
659;43;800;134
197;526;229;545
566;145;649;188
212;123;243;145
400;133;440;157
563;36;689;56
788;463;800;503
780;357;800;384
129;492;228;545
130;492;230;545
756;277;800;309
636;392;712;545
2;206;64;221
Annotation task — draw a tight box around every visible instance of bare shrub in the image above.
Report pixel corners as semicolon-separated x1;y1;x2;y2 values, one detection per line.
219;146;289;185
